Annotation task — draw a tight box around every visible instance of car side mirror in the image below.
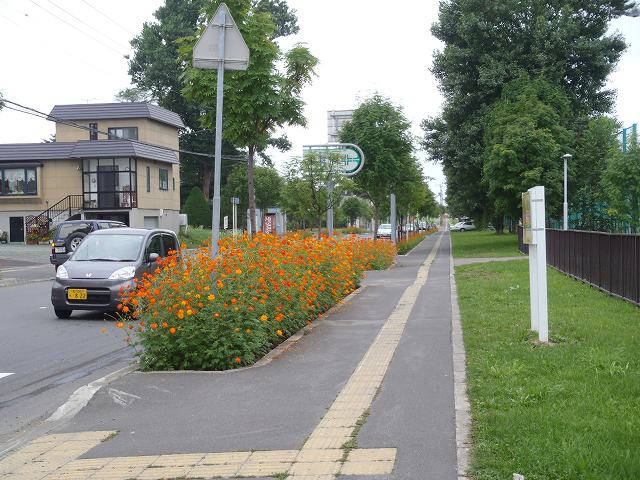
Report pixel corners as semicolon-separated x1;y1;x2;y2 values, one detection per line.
148;252;160;263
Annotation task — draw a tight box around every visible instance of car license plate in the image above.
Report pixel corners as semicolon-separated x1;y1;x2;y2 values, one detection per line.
67;289;88;300
55;247;65;253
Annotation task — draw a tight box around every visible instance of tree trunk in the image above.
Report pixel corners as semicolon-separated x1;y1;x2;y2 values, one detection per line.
316;214;322;239
373;203;379;241
201;162;213;200
247;146;257;235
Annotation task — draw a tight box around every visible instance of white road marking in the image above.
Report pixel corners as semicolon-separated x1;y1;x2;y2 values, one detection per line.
108;387;141;407
0;373;15;380
46;364;137;422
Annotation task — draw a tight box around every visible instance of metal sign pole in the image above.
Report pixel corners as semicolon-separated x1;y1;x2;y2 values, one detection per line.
390;193;397;243
327;181;334;236
211;10;226;258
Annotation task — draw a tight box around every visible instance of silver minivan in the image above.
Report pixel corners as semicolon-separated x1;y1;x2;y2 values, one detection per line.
51;228;179;319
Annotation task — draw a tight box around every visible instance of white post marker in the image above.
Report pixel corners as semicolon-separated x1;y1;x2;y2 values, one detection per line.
193;3;249;257
522;186;548;343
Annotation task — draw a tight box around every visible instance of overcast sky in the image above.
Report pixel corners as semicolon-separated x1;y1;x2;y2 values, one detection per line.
0;0;638;198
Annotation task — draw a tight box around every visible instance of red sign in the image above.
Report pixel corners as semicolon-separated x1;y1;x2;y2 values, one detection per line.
263;214;276;234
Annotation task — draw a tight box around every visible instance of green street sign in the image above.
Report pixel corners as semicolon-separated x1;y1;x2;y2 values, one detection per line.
303;143;365;176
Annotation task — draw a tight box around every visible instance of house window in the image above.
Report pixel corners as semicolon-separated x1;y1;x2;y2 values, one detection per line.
0;168;37;195
82;157;137;209
108;127;138;140
159;168;168;190
146;166;151;192
89;123;98;141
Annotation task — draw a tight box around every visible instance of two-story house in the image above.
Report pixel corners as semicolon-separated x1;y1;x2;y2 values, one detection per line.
0;102;184;242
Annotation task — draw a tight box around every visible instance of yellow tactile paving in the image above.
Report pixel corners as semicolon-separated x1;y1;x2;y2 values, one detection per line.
0;234;443;479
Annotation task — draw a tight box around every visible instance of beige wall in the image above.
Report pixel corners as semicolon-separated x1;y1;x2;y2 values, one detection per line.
56;118;179;150
0;159;82;213
136;159;180;211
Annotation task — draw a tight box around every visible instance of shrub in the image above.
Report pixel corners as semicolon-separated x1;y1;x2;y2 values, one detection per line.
117;233;396;371
396;228;437;254
182;186;211;227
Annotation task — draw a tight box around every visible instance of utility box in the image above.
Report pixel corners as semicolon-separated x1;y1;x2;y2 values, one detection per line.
247;208;287;235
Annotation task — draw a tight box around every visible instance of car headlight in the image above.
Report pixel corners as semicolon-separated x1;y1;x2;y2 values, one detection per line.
56;265;69;279
108;266;136;280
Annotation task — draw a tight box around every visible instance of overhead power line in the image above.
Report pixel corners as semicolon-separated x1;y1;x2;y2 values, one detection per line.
1;98;247;163
46;0;131;53
81;0;135;37
29;0;126;57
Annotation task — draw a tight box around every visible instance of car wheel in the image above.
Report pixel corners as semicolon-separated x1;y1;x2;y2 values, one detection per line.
65;232;86;252
459;228;465;232
55;309;72;319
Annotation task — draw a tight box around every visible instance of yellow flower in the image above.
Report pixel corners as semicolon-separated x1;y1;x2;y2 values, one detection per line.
208;293;216;301
260;314;268;322
276;329;283;336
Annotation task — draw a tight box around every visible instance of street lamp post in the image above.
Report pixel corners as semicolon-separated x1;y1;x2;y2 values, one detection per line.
562;153;572;230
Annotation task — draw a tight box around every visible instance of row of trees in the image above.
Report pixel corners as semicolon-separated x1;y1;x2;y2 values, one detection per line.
423;0;639;232
122;0;437;234
182;95;440;232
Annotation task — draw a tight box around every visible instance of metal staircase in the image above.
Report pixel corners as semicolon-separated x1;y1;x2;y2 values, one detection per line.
25;195;83;240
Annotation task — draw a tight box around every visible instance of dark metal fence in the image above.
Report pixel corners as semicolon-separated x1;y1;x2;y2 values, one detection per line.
518;226;640;305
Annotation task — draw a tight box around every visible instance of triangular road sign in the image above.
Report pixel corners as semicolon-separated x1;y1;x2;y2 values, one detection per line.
193;3;249;71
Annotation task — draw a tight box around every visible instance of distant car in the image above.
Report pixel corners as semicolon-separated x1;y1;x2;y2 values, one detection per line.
51;228;179;319
450;221;476;232
376;223;392;239
50;220;126;270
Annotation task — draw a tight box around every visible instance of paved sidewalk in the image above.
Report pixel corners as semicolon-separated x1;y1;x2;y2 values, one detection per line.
0;233;461;479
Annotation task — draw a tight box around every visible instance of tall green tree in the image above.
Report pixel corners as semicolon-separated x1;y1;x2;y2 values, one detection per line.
602;134;640;232
222;163;283;229
341;196;368;227
123;0;299;201
181;0;318;234
483;77;572;227
422;0;634;222
339;95;417;235
282;152;346;237
572;116;620;230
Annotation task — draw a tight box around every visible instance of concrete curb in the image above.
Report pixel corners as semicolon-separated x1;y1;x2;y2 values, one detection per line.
449;234;472;480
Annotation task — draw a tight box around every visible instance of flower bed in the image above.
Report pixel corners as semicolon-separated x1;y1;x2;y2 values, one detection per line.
396;228;437;254
117;233;396;371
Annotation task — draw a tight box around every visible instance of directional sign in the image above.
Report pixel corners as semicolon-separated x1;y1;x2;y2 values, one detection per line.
193;3;249;71
303;143;365;176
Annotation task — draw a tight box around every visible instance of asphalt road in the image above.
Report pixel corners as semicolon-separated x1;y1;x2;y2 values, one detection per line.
0;280;133;447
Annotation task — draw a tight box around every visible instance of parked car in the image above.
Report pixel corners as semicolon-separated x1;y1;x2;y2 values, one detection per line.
376;223;392;239
450;220;476;232
51;228;179;319
50;220;126;270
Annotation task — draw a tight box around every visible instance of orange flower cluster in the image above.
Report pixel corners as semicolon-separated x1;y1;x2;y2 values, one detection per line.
117;233;396;371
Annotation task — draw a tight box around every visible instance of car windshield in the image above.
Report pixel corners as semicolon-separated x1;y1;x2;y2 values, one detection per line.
71;234;144;262
379;224;391;229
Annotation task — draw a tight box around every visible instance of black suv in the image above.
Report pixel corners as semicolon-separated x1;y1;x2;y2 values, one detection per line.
50;220;126;270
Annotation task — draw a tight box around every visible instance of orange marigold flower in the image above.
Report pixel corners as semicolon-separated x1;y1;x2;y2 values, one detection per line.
169;327;177;334
117;303;123;310
235;268;243;275
122;306;130;313
116;321;124;329
234;356;241;364
208;293;216;301
231;298;237;304
162;321;169;328
260;314;268;322
151;322;158;330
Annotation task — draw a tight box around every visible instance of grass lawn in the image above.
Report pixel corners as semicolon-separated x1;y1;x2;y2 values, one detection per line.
451;230;521;258
456;260;640;479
